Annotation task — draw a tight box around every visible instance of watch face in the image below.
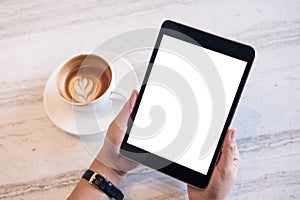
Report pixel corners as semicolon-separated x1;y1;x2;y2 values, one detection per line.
93;174;104;185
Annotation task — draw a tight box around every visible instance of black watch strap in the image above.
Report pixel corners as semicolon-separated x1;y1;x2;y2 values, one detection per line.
82;169;124;200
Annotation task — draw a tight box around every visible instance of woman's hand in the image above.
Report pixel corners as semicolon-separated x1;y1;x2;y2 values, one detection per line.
89;90;139;185
68;90;139;200
187;128;240;200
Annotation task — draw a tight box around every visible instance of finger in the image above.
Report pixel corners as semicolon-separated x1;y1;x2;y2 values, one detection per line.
105;90;138;146
113;89;138;130
218;129;239;169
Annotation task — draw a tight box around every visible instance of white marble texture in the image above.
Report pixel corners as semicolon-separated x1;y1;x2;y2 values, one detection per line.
0;0;300;199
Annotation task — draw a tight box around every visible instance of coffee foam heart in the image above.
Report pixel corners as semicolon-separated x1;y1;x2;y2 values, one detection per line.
71;77;97;104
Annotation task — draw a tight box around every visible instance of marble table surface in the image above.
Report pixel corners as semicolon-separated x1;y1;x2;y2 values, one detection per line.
0;0;299;199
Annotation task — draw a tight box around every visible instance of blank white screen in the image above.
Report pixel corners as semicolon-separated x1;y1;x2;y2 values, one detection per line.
128;35;246;175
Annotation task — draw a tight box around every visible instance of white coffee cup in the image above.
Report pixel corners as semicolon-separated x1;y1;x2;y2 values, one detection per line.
56;53;124;111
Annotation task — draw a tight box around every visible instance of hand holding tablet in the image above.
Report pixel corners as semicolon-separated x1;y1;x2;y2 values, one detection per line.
188;128;240;199
121;20;255;188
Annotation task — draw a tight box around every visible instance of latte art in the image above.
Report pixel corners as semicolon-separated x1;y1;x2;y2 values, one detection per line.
57;54;112;106
65;66;111;104
72;77;96;104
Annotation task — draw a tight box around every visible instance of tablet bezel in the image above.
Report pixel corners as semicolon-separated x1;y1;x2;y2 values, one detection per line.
121;20;255;189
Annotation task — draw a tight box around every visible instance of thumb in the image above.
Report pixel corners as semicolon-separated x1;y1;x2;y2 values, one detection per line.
218;129;240;170
113;89;138;130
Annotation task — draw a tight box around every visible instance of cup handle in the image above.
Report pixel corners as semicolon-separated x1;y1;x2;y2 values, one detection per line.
110;88;128;102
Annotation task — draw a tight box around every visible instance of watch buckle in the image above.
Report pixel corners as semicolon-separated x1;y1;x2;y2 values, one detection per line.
89;172;98;185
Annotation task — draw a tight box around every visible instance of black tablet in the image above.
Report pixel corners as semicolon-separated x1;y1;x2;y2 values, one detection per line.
121;20;255;189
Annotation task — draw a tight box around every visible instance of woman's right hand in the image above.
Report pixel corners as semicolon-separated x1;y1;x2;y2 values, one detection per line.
187;128;240;200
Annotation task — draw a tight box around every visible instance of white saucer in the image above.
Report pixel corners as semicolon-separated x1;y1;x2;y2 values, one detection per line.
43;54;139;135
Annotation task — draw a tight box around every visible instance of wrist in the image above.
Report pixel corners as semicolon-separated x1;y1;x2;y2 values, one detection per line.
201;196;226;200
188;186;227;200
198;194;227;200
89;159;125;186
190;194;226;200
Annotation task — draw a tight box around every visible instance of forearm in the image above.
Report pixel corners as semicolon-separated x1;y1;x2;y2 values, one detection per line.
67;159;125;200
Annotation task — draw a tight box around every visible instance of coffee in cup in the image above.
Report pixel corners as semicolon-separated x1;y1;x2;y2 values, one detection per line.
56;54;114;110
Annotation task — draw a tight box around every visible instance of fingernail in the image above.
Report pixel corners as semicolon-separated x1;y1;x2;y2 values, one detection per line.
231;129;237;140
129;90;136;102
129;90;137;112
129;90;134;101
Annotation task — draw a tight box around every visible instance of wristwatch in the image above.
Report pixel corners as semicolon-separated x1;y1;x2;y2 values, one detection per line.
82;169;124;200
